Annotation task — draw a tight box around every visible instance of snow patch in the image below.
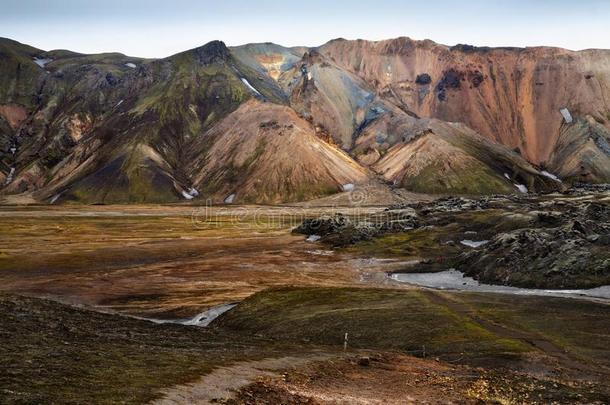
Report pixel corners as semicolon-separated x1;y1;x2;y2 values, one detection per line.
306;249;334;256
241;78;261;95
4;167;15;185
146;304;237;327
541;170;562;182
50;194;61;204
306;235;321;243
514;184;528;193
125;63;137;69
391;269;610;299
460;240;489;248
187;188;199;197
10;147;16;155
115;99;124;107
181;190;194;200
224;194;235;204
559;108;573;124
33;57;52;68
182;304;237;327
342;183;355;192
503;173;510;180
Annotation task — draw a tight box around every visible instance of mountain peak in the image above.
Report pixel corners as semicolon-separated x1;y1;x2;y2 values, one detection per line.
191;40;230;65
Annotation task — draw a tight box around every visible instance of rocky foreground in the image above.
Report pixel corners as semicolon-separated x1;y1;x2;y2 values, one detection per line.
3;288;610;404
294;185;610;289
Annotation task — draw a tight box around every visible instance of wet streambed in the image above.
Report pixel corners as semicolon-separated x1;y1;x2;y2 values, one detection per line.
391;269;610;300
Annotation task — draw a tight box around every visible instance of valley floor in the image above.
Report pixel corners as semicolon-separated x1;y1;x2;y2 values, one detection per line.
0;204;396;318
0;199;609;403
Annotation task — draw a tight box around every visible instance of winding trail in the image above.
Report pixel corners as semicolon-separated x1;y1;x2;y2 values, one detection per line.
151;354;332;405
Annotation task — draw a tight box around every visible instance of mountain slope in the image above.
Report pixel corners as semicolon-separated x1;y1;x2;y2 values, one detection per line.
1;40;288;203
230;43;306;81
549;116;610;183
318;38;610;167
0;37;150;198
1;36;607;203
189;100;369;204
279;50;380;150
373;119;557;194
278;47;558;194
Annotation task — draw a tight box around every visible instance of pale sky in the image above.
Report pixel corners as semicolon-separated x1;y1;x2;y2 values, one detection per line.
1;0;610;58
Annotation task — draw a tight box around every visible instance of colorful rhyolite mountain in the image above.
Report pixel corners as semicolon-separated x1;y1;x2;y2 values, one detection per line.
1;36;609;204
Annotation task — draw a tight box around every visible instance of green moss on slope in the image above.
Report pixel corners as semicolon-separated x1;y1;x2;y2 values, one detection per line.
401;160;513;195
216;287;528;357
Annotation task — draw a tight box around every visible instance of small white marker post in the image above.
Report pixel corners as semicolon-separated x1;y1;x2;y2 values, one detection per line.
344;332;349;351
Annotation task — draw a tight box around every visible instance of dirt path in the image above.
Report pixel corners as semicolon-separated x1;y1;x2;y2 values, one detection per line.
422;290;606;377
228;353;479;404
151;354;332;405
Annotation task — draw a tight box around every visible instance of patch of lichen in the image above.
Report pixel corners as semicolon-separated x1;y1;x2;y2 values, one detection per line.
402;161;513;195
343;227;455;259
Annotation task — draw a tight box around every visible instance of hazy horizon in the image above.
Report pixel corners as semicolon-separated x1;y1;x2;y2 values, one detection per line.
2;0;610;58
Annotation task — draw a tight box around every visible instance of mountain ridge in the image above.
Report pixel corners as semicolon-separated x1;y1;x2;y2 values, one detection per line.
1;36;608;204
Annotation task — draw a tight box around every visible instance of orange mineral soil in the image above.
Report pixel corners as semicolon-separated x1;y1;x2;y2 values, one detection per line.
319;38;610;164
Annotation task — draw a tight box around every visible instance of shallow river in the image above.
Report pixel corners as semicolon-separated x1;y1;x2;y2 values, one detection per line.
391;269;610;300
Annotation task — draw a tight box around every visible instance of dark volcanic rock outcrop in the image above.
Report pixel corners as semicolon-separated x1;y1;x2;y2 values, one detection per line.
293;209;420;247
296;189;610;289
457;203;610;288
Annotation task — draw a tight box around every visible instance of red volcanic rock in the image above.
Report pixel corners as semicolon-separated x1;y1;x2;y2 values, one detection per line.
319;38;610;165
